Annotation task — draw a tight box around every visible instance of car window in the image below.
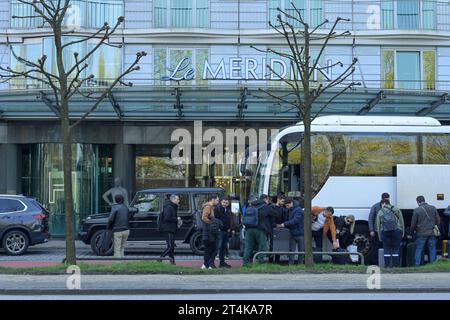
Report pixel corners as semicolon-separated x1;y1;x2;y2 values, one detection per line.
163;193;190;214
193;193;220;210
134;193;160;213
0;199;25;213
0;199;8;213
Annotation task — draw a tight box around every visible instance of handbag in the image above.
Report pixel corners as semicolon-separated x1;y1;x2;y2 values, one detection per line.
433;225;441;237
420;206;441;237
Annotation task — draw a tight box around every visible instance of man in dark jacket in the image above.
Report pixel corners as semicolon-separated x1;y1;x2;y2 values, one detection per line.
278;197;304;265
108;194;137;258
243;194;278;265
368;192;390;264
214;196;232;268
411;195;441;266
160;194;180;263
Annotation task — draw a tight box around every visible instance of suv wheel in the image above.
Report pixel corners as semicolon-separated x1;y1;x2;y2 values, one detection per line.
90;229;113;256
189;230;205;255
3;230;29;255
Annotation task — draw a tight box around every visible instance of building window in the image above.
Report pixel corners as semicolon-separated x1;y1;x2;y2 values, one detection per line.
381;49;435;90
381;0;435;30
154;47;208;85
154;0;209;28
10;42;42;89
11;0;123;29
9;38;122;89
269;0;323;29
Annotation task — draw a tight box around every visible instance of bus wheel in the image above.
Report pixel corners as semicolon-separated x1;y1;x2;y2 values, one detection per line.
353;223;370;262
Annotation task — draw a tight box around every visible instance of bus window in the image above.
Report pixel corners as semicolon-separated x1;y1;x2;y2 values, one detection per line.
422;134;450;164
342;134;418;176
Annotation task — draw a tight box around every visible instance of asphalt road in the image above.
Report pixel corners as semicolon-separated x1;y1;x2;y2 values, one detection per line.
1;273;450;294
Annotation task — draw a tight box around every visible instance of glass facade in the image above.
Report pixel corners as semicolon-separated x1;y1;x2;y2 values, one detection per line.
135;145;252;202
10;38;122;89
11;0;123;29
154;0;210;28
269;0;323;28
21;144;113;236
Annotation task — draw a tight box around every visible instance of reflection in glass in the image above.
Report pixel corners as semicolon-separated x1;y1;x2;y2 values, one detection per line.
21;144;112;236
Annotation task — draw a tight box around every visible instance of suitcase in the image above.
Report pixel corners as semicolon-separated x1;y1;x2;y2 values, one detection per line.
402;241;424;267
272;228;290;252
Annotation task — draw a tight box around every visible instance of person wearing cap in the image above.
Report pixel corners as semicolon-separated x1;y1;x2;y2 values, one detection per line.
311;205;338;263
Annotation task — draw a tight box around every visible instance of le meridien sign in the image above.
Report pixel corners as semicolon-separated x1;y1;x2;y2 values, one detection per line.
162;57;334;82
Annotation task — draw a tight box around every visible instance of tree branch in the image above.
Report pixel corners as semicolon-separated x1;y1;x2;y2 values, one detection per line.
70;51;146;128
311;82;358;122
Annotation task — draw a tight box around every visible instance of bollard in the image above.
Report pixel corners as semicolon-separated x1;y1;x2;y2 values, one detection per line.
378;248;384;268
443;240;449;259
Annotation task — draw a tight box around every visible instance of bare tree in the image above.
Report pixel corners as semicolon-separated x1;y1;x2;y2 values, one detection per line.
0;0;146;265
252;4;359;266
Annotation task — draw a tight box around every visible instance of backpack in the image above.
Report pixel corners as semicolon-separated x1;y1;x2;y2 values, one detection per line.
381;206;399;231
157;211;164;233
243;204;264;228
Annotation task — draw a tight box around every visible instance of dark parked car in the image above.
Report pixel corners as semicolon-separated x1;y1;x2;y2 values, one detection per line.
0;195;50;255
78;188;224;255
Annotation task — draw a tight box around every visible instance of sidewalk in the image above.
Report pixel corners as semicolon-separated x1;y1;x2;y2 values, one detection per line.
0;259;244;268
1;273;449;294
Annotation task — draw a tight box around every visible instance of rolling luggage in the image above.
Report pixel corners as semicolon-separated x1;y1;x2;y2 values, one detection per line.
272;228;290;252
401;241;424;267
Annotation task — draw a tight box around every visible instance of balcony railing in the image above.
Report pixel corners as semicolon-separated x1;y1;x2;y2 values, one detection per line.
269;0;450;31
11;0;123;29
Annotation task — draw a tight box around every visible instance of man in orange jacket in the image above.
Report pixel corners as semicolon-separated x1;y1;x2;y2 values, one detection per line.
311;206;339;263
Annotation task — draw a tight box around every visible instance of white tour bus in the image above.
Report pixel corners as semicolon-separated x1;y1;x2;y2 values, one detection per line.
250;115;450;256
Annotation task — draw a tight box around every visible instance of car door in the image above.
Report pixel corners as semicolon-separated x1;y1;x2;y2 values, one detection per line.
128;192;161;241
163;193;192;240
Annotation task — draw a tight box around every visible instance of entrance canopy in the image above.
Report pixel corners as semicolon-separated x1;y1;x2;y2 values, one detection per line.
0;85;449;121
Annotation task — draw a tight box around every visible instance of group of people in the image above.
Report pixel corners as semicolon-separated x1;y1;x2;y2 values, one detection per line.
369;193;442;267
106;190;447;269
240;193;356;265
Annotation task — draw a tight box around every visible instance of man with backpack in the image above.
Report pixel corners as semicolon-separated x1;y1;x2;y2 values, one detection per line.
368;192;390;265
159;194;180;264
375;198;405;267
411;195;440;266
242;194;278;265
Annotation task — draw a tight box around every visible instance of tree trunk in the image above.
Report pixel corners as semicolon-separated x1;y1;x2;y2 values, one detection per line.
62;113;76;265
302;109;313;267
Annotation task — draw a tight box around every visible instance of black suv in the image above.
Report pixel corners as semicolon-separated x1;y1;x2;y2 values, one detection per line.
78;188;224;255
0;195;50;255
